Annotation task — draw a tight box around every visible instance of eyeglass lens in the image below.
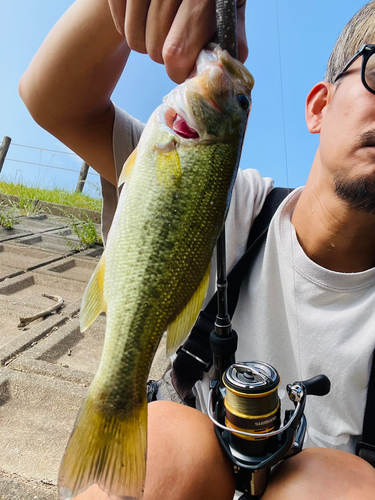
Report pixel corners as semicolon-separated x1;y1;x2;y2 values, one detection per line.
365;52;375;91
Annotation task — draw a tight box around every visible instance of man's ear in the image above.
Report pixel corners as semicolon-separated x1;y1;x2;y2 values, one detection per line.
305;81;335;134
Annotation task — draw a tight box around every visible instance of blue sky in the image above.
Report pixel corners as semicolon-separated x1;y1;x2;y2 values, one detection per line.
0;1;369;196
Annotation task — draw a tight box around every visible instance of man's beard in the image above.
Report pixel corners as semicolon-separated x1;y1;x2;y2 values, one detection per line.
333;174;375;215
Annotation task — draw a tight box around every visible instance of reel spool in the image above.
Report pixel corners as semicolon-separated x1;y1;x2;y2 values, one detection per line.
223;362;280;457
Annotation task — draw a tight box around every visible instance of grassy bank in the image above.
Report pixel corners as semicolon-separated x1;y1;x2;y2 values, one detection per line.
0;179;102;212
0;178;103;248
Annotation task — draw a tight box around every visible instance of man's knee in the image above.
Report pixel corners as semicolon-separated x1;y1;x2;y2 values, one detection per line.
145;400;235;500
262;447;375;500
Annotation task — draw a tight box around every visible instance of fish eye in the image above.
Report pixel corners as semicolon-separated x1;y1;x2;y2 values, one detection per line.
237;94;250;111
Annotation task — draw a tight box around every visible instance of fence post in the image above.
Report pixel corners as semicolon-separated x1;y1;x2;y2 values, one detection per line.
0;136;11;174
76;161;90;193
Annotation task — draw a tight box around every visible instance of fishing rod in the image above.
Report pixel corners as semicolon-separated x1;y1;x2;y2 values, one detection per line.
210;2;331;499
210;0;240;385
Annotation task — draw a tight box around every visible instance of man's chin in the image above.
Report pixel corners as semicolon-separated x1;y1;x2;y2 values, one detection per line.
333;173;375;214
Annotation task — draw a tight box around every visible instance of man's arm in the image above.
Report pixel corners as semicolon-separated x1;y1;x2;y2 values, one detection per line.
19;0;128;186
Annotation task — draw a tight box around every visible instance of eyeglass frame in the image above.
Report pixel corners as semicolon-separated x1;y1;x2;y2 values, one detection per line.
333;43;375;95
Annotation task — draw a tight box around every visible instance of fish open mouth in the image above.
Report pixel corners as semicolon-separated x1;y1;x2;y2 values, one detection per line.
172;114;200;139
164;107;199;140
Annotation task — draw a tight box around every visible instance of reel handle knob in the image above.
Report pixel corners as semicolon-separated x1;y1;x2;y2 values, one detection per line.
302;374;331;396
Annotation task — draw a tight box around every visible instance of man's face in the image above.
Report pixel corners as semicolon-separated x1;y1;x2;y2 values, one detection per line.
318;56;375;213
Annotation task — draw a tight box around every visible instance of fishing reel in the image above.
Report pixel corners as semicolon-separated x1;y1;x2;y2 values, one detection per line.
207;361;331;499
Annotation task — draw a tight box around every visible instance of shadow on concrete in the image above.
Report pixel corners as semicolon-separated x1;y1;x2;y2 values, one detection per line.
0;379;11;407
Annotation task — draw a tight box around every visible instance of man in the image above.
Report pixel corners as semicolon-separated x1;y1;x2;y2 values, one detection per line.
19;1;375;498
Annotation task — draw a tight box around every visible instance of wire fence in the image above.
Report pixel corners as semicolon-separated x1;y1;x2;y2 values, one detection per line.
11;143;77;155
5;157;99;175
0;137;100;193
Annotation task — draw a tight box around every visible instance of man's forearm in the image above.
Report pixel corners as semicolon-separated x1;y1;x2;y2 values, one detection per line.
19;0;129;132
19;0;130;184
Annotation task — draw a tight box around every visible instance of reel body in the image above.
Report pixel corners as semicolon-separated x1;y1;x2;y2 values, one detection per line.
208;361;330;499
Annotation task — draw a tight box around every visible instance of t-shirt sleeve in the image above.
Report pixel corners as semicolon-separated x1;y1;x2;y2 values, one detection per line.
100;105;145;242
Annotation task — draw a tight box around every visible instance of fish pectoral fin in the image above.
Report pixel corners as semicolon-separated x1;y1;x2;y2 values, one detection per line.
166;266;210;357
155;142;182;187
118;147;137;187
80;255;107;332
58;391;147;500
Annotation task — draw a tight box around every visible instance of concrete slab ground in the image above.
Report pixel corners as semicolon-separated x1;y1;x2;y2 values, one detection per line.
35;257;99;283
10;317;104;386
0;244;68;282
0;227;33;243
12;233;77;255
0;305;69;366
0;369;86;498
0;271;89;307
0;472;57;500
77;246;103;260
0;208;170;500
9;214;67;233
0;269;94;361
1;211;101;254
0;214;67;244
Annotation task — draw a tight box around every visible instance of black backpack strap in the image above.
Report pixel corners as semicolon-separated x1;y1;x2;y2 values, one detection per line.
172;187;293;404
356;349;375;467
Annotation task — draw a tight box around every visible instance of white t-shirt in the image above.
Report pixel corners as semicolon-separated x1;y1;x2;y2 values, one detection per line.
107;106;375;455
198;184;375;454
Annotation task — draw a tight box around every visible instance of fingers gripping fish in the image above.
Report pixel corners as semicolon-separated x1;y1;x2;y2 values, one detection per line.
58;45;254;500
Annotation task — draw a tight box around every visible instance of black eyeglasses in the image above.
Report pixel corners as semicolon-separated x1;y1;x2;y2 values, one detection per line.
334;44;375;95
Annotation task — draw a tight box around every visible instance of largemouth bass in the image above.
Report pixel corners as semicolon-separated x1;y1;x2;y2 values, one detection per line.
58;45;254;500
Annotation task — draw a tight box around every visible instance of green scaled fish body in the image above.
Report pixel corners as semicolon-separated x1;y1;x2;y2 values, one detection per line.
58;45;254;500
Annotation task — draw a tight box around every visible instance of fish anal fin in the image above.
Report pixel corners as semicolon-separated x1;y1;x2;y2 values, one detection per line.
118;148;137;188
58;392;147;500
166;266;210;356
80;255;107;332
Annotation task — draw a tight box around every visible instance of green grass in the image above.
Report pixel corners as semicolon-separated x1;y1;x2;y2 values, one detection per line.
0;203;15;229
0;178;102;212
57;210;103;250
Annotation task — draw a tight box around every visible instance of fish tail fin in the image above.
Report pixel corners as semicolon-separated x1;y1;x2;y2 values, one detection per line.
58;392;147;500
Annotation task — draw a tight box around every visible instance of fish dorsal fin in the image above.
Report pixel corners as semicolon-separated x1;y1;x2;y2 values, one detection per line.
166;266;210;356
118;147;137;187
155;142;182;187
80;254;107;332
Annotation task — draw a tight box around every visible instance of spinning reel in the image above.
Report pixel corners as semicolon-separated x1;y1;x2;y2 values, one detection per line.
207;361;330;499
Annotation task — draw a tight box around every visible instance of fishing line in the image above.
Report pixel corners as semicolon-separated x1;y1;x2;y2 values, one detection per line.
275;0;303;381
